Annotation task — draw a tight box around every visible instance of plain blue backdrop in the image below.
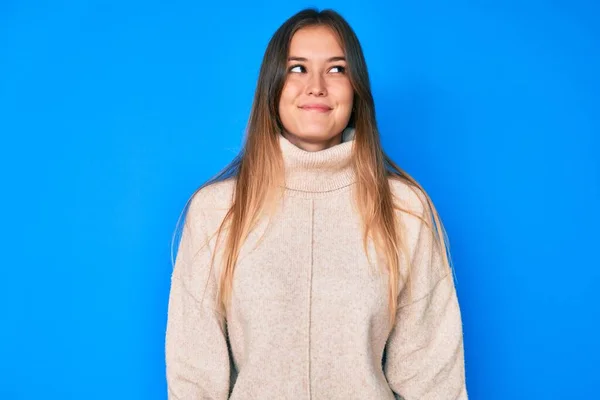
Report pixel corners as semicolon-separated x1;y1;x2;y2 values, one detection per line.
1;0;598;399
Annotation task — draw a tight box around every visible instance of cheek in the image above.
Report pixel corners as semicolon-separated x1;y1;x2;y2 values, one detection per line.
278;82;299;126
343;84;354;105
280;80;302;105
332;82;354;107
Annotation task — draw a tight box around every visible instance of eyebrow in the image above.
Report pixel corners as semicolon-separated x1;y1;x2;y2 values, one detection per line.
287;56;346;62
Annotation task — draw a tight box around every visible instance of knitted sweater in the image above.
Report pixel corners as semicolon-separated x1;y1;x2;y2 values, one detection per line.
165;132;468;400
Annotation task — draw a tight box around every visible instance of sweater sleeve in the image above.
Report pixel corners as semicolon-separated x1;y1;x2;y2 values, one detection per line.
383;199;468;400
165;194;232;400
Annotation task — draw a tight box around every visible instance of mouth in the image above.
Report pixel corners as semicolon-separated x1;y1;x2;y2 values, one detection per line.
299;105;333;113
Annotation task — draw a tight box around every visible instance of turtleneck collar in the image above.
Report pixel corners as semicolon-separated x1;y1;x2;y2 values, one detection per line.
278;127;356;193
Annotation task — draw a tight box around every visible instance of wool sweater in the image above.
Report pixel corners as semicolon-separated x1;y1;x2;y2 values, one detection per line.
165;131;468;400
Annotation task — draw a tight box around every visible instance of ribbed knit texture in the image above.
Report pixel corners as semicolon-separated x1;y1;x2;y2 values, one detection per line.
165;130;468;400
280;127;356;193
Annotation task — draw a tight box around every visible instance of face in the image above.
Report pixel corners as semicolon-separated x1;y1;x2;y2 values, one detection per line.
278;25;354;151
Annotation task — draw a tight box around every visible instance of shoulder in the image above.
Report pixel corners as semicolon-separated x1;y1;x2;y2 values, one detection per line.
387;175;438;257
183;178;236;235
388;177;451;304
387;175;429;219
188;178;236;214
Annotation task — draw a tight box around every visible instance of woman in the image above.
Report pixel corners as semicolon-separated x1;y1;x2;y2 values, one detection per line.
165;8;468;400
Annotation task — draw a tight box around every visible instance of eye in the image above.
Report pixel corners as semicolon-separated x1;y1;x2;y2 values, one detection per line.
329;65;346;74
288;64;305;73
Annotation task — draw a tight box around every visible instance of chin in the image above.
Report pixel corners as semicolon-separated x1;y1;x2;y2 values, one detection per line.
294;126;337;140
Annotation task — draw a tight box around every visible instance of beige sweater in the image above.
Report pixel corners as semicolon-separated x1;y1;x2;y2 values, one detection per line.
165;132;468;399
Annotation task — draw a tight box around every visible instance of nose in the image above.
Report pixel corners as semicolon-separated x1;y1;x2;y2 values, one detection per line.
306;72;327;96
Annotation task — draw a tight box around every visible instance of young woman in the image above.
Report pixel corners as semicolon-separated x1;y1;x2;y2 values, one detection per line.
165;8;468;400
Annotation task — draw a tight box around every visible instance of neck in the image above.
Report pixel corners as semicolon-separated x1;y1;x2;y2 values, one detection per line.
278;127;356;193
281;132;343;152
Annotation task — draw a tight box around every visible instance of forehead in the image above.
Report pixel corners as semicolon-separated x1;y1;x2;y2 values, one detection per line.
288;26;344;58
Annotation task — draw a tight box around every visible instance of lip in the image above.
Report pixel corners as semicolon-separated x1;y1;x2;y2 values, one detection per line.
300;104;333;112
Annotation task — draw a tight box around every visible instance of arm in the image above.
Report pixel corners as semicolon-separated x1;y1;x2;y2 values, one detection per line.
165;194;232;399
384;199;468;400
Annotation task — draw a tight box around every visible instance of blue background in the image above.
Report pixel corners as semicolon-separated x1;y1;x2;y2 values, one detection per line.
1;1;598;399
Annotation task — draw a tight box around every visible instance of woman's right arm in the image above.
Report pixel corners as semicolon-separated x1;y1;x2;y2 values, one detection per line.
165;194;232;399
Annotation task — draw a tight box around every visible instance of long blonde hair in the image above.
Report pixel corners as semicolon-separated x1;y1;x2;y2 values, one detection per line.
171;8;453;327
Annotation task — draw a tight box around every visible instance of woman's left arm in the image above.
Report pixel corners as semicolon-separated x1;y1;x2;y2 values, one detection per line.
383;200;468;400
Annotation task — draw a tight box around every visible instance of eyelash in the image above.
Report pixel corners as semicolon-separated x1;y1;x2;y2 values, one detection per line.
288;64;346;74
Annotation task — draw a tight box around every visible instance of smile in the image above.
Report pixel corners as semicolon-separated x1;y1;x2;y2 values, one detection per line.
300;106;332;113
